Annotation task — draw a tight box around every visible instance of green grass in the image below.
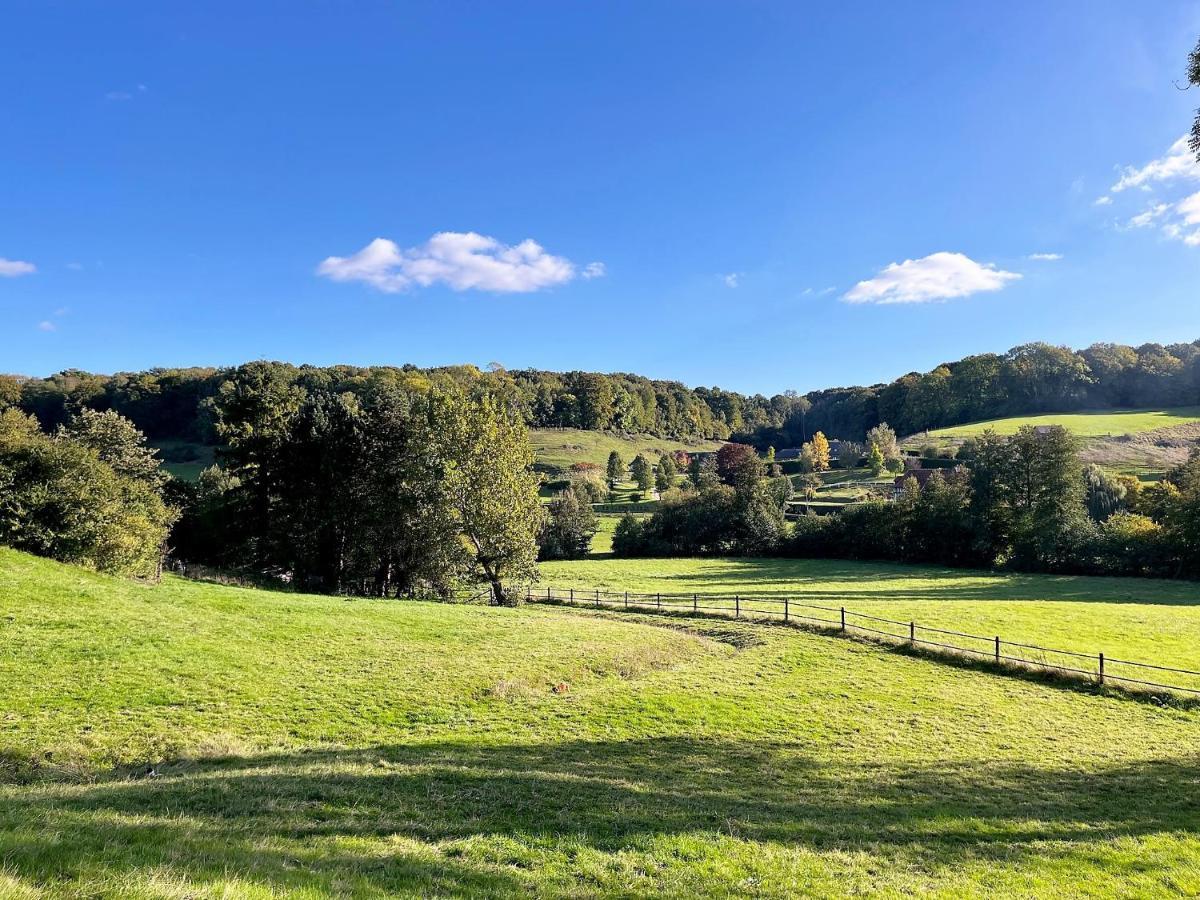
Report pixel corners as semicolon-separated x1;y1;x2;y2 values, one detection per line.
530;428;720;473
5;547;1200;897
150;440;216;482
539;555;1200;674
915;407;1200;440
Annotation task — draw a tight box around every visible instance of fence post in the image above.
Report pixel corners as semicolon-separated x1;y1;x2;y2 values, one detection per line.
840;607;845;632
693;593;698;614
909;621;915;644
624;591;628;609
569;588;573;603
735;595;740;618
656;592;661;611
1099;652;1105;685
994;636;1000;664
547;586;551;601
595;588;600;608
784;597;789;623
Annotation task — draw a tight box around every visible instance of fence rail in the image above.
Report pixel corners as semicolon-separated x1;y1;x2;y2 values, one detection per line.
528;586;1200;698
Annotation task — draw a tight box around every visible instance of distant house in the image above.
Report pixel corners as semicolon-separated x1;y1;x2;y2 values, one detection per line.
778;440;845;461
892;466;964;499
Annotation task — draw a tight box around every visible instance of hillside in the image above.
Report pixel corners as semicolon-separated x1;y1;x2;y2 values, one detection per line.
530;428;721;474
3;548;1200;896
914;407;1200;440
904;406;1200;477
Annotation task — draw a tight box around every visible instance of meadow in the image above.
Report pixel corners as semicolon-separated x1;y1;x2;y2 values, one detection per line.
915;407;1200;440
529;428;720;473
3;547;1200;897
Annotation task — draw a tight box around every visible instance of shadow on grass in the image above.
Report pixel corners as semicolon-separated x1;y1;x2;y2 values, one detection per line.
540;600;1200;708
558;557;1200;606
2;738;1199;896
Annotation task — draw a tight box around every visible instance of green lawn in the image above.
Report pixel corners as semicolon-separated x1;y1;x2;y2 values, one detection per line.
916;407;1200;440
540;555;1200;676
4;547;1200;897
530;428;720;473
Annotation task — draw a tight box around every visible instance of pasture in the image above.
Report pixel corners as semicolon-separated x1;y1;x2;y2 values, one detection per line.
915;407;1200;440
529;428;720;473
3;547;1200;896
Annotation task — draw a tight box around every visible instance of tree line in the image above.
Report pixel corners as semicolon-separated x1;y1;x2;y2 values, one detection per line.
5;339;1199;452
1;367;547;602
611;427;1200;579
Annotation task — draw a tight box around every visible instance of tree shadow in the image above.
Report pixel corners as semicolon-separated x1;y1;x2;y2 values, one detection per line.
603;558;1200;606
2;737;1198;895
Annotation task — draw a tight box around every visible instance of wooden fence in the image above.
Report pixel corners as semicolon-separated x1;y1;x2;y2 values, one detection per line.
528;586;1200;698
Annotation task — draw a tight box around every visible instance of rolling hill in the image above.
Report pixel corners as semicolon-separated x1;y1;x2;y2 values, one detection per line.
3;548;1200;896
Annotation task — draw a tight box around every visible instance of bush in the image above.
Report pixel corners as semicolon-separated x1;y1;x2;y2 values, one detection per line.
538;485;598;561
0;409;175;577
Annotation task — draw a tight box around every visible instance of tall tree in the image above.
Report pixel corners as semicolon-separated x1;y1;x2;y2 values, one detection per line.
655;452;677;493
606;450;625;488
808;431;831;472
630;453;653;492
538;484;598;560
716;443;763;491
433;391;543;605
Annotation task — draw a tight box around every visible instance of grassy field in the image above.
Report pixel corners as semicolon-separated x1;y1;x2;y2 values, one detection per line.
530;428;720;473
914;407;1200;440
540;555;1200;675
150;440;217;482
4;548;1200;897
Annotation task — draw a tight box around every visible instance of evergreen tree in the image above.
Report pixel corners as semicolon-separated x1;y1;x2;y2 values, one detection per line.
630;453;653;492
655;453;677;493
606;450;624;488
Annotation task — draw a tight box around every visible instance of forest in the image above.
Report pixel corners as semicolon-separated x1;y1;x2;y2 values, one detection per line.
4;338;1199;449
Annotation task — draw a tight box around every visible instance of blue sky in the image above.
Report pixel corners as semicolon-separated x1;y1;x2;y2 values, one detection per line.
3;2;1200;395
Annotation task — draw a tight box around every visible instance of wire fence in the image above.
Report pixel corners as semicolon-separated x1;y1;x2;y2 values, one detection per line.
527;586;1200;698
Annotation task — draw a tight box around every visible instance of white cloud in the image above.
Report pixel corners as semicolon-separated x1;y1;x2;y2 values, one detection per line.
1028;252;1063;261
581;261;606;279
37;321;56;332
843;252;1021;305
1101;138;1200;250
722;272;741;288
1177;191;1200;226
0;257;35;277
1127;203;1171;229
1094;195;1113;206
317;232;595;294
1111;136;1200;192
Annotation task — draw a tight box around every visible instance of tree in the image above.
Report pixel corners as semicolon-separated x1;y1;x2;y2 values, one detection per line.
865;423;900;466
433;391;543;605
867;443;886;476
538;484;598;560
1084;464;1128;522
606;450;625;488
0;409;175;577
630;453;653;493
60;408;166;487
837;440;863;470
798;472;822;500
807;431;831;472
715;443;763;491
654;453;677;493
1190;36;1200;162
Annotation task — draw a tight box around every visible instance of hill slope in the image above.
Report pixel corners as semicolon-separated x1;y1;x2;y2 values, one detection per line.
915;407;1200;440
2;548;1200;897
